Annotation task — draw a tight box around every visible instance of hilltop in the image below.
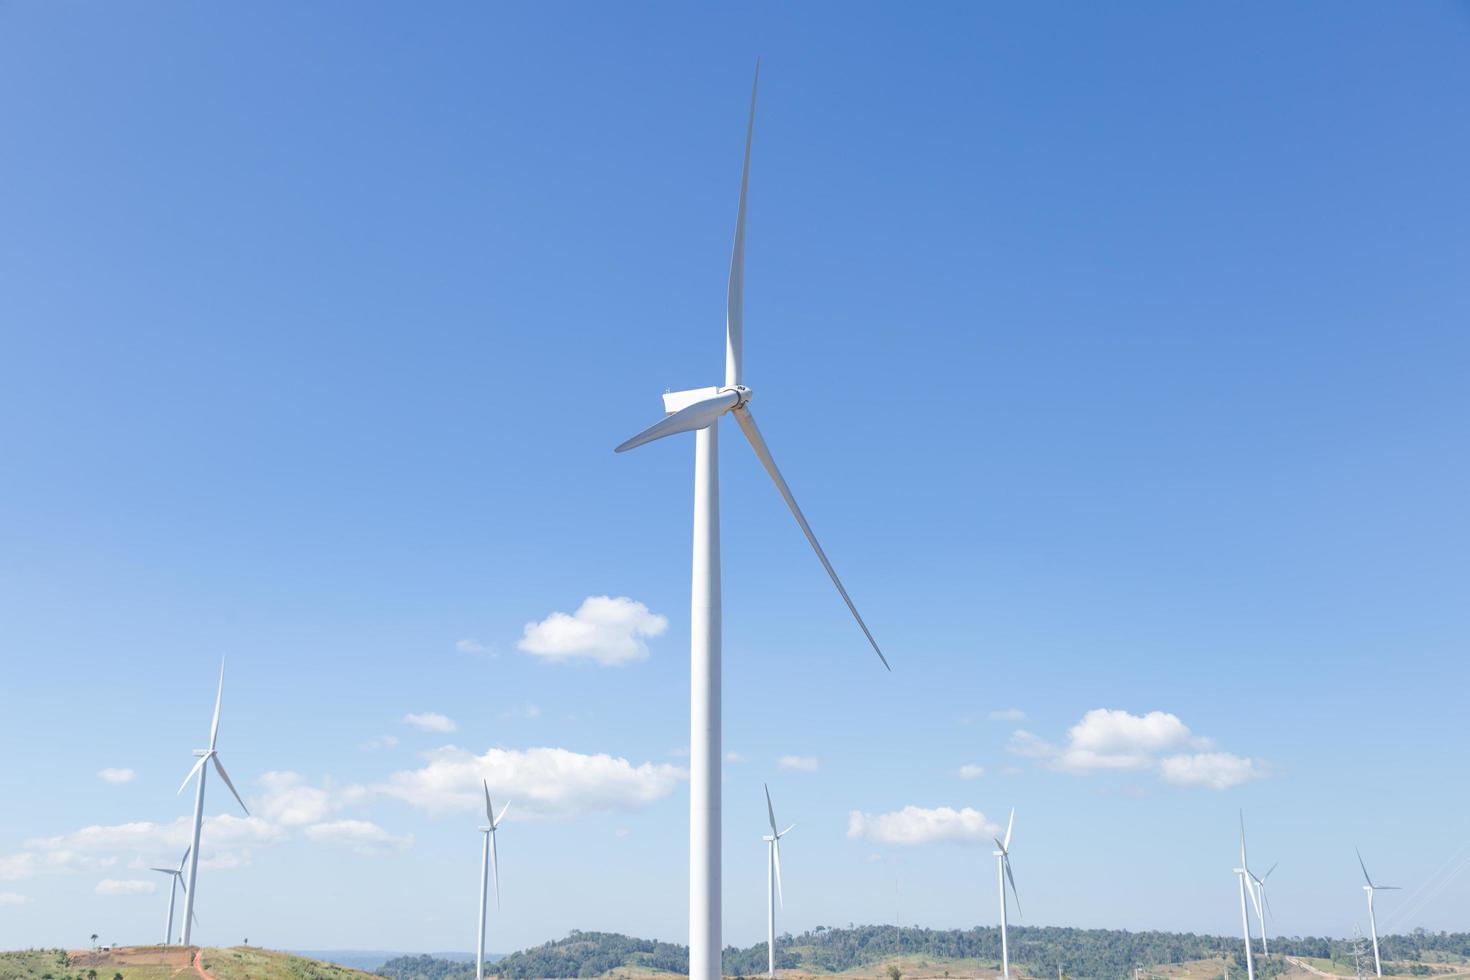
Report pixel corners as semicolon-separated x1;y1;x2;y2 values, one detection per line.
0;945;378;980
379;926;1470;980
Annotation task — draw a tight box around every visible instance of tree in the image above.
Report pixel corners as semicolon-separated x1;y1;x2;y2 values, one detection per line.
886;964;903;980
89;934;98;950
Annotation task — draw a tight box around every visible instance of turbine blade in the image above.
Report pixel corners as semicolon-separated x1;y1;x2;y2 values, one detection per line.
177;755;209;795
490;829;501;910
1357;848;1374;888
150;867;175;875
1003;808;1015;851
764;783;778;836
178;874;187;895
780;824;796;837
773;837;785;910
733;406;889;670
212;756;249;815
615;391;740;454
178;846;192;873
1377;885;1401;890
1004;855;1021;918
725;61;759;389
484;780;494;823
1239;811;1248;868
495;800;511;829
1264;861;1278;881
209;659;225;750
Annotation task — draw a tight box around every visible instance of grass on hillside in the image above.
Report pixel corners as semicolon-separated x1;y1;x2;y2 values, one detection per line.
201;946;377;980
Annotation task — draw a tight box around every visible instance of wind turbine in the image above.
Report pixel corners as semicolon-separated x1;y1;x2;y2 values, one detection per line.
993;808;1020;980
176;659;248;946
613;65;889;980
477;781;510;980
762;784;795;980
1357;848;1399;978
1248;861;1277;959
1233;813;1256;980
148;846;191;945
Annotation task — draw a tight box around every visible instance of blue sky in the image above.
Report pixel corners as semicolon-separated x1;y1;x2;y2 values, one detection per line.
2;0;1468;956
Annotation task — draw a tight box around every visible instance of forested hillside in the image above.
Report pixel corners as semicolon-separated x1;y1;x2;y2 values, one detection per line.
377;926;1470;980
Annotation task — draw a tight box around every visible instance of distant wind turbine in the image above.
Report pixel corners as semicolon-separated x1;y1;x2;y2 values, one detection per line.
993;808;1021;980
148;846;192;945
1357;848;1399;978
176;659;249;947
762;784;795;980
1233;813;1256;980
1248;861;1278;958
477;781;510;980
613;64;890;980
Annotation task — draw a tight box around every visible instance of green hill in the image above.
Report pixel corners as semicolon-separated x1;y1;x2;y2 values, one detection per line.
0;946;378;980
378;926;1470;980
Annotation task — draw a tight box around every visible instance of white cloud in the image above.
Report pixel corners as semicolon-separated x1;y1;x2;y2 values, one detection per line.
0;892;33;905
518;596;668;666
847;806;999;846
957;764;985;780
1159;753;1264;790
457;638;493;655
777;756;819;772
988;708;1027;722
1009;709;1264;790
303;820;412;854
96;768;136;785
95;879;156;896
403;712;458;733
360;735;399;751
375;746;685;819
254;772;336;827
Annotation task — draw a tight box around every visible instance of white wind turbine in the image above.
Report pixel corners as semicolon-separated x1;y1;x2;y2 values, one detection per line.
1357;848;1399;978
1237;813;1274;959
762;784;795;980
176;659;249;947
477;781;510;980
992;808;1020;980
1233;814;1257;980
148;846;191;945
1248;861;1278;959
613;65;889;980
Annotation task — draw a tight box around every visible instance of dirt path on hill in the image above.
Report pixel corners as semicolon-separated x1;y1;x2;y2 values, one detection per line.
192;948;218;980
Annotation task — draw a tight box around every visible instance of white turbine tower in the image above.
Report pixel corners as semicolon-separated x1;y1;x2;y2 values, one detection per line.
477;781;510;980
993;808;1020;980
148;846;191;945
1248;861;1277;959
1233;813;1256;980
1357;848;1399;978
176;659;249;947
614;65;889;980
762;784;795;980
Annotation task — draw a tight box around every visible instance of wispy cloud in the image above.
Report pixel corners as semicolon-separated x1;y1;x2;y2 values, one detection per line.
847;806;999;846
0;892;33;905
403;712;457;733
957;764;985;780
96;768;136;785
303;820;412;854
776;755;819;773
360;735;399;751
1008;709;1264;790
373;745;685;819
457;638;493;656
725;751;746;764
519;596;668;666
988;708;1027;722
95;879;157;896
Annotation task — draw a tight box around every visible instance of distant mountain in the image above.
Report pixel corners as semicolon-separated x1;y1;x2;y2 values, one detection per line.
298;950;487;972
375;925;1470;980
